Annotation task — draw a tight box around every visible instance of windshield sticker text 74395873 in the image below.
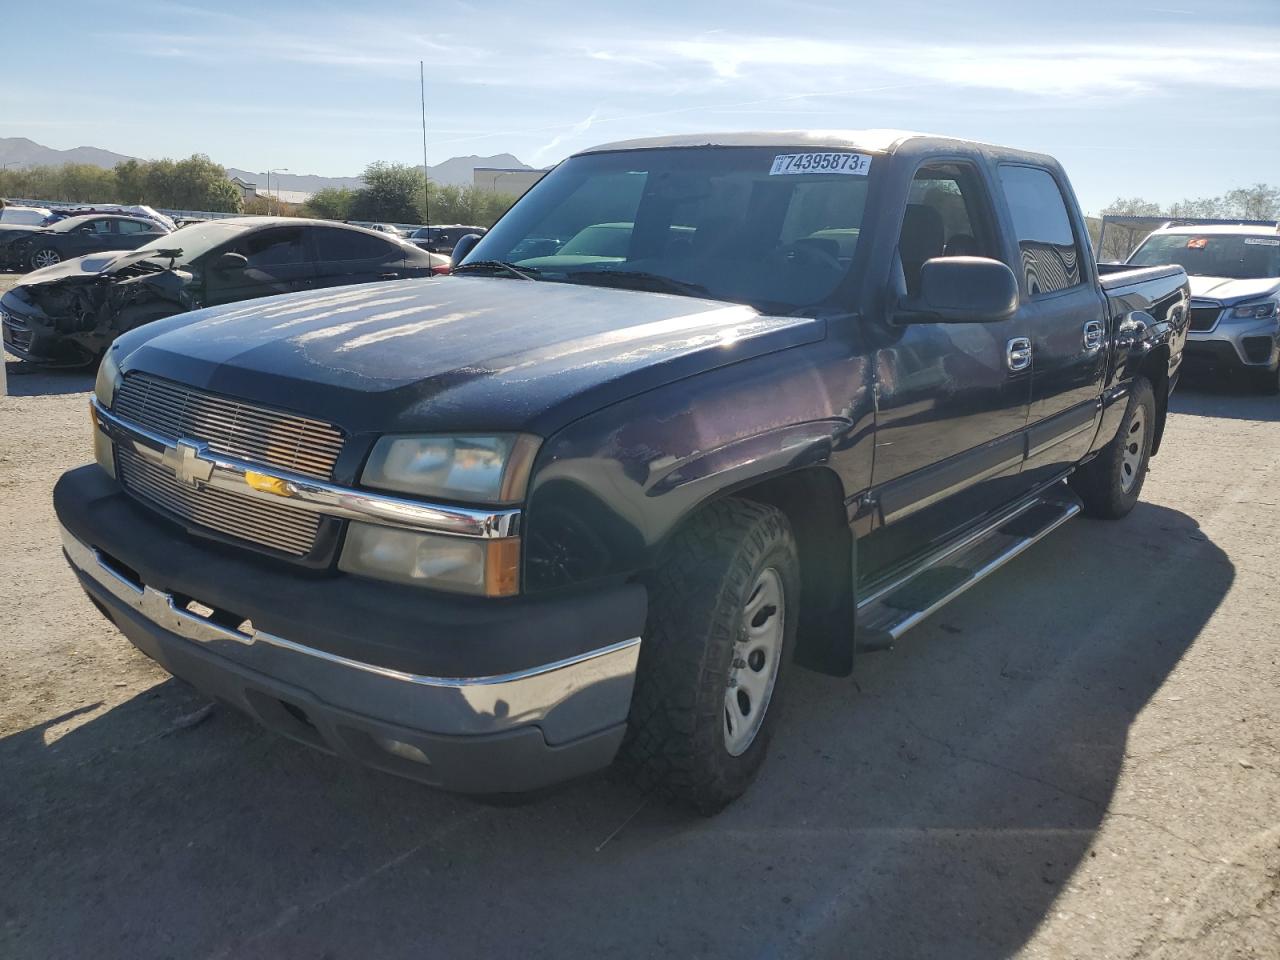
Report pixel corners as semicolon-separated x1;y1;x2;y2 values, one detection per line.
769;153;872;176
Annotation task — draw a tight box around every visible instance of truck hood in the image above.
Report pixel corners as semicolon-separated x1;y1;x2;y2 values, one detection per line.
1187;275;1280;305
120;276;826;436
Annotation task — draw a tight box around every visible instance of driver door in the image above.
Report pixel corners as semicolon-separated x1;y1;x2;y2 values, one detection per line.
860;160;1034;579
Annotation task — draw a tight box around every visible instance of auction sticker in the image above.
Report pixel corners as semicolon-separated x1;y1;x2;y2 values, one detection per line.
1244;237;1280;246
770;153;872;176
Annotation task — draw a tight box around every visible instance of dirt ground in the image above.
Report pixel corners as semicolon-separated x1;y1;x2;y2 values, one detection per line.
1;270;1277;958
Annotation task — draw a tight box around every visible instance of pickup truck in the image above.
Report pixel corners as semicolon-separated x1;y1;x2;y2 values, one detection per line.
54;131;1189;813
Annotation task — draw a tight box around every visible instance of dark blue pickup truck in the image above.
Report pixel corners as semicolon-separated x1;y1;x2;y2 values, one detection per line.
54;131;1189;812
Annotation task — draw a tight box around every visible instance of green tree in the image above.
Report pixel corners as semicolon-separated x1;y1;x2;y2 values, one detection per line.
350;161;424;223
305;187;358;220
1222;183;1280;221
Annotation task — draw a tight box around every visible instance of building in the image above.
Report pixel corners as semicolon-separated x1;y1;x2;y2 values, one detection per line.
473;167;545;198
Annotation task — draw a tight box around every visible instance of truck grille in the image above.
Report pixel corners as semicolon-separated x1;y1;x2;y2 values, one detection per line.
1188;305;1221;333
116;445;321;556
113;374;345;480
112;373;345;556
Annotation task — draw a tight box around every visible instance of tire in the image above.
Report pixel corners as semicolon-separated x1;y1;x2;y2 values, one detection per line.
1070;376;1155;519
620;498;799;815
29;247;61;270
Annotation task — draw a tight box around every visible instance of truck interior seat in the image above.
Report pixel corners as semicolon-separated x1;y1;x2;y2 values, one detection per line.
900;203;945;295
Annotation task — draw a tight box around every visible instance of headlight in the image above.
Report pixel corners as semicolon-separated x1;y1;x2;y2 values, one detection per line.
92;350;123;478
361;434;540;504
1229;299;1279;320
339;522;520;596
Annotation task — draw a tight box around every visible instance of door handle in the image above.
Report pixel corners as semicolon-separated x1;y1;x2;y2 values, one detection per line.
1083;320;1104;351
1006;337;1032;372
380;272;401;280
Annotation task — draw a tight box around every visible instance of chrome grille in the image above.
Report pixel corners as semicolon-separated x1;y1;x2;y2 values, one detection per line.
116;445;321;556
1188;305;1221;333
112;373;345;556
113;373;344;481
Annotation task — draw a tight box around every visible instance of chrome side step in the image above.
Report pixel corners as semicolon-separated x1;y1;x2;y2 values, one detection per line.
855;484;1083;651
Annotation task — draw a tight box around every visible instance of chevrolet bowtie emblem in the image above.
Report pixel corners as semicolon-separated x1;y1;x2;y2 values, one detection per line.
163;439;214;488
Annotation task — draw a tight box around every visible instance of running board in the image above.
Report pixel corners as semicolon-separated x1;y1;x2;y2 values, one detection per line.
855;484;1083;651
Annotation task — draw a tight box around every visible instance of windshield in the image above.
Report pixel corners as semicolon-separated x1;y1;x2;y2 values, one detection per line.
1129;232;1280;280
463;146;873;312
135;220;246;266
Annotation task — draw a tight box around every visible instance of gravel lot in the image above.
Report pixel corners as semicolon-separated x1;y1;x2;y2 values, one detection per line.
1;268;1277;959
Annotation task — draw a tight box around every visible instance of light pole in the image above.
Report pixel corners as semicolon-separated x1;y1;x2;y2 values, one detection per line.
266;168;289;215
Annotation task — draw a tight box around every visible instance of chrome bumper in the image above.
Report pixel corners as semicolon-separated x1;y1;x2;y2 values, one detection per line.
61;524;640;745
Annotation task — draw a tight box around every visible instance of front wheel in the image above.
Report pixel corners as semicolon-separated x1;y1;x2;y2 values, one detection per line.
1070;377;1155;519
29;247;61;270
620;498;799;814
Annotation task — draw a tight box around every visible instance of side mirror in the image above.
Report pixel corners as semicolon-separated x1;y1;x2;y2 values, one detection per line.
214;251;248;272
450;233;482;269
897;257;1019;324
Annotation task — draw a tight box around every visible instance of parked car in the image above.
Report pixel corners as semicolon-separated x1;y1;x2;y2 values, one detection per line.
4;214;170;271
55;132;1188;812
1;217;441;364
409;224;487;254
0;204;52;226
43;204;176;232
1127;223;1280;392
367;223;405;237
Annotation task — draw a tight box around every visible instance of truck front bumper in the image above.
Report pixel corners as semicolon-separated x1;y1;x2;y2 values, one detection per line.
55;466;646;793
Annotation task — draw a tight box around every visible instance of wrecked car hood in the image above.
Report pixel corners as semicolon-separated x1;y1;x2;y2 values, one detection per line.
19;249;175;286
119;276;826;436
1187;275;1280;306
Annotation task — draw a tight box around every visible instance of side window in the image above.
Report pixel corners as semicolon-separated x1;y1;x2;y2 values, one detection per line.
997;165;1083;296
314;227;396;261
235;228;307;267
898;163;997;295
118;220;152;234
86;219;115;234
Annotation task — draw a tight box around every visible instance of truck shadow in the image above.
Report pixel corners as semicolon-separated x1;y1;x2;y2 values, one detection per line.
1172;375;1280;422
0;502;1231;960
2;360;95;396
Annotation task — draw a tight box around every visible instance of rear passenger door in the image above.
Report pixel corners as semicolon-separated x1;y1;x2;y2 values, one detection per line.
203;226;314;306
995;165;1108;485
310;227;406;289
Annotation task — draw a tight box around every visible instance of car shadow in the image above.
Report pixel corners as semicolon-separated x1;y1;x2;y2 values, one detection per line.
2;359;95;396
0;503;1231;960
1173;374;1280;422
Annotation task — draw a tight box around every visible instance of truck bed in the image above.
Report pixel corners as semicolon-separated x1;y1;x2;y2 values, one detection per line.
1097;262;1185;293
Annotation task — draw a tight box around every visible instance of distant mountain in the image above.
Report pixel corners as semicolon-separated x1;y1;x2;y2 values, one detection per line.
0;136;531;192
227;154;532;192
0;136;133;169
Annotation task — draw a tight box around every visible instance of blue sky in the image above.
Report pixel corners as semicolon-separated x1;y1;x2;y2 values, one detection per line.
2;0;1277;213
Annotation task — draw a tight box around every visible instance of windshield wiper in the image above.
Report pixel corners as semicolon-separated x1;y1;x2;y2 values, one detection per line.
562;270;710;299
452;260;540;281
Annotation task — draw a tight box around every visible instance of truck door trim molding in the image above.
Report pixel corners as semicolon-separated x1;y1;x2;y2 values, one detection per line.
876;432;1025;526
1026;400;1099;459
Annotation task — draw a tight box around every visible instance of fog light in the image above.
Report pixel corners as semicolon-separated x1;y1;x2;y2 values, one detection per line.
375;736;431;765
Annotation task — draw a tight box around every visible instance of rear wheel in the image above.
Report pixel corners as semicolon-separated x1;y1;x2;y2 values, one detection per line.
1070;376;1155;519
29;247;61;270
620;498;799;814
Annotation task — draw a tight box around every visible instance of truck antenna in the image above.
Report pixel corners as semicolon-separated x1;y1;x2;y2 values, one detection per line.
419;60;431;231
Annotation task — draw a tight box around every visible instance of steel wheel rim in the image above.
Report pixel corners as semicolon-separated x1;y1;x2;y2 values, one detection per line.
32;249;60;268
1120;406;1145;493
724;566;785;757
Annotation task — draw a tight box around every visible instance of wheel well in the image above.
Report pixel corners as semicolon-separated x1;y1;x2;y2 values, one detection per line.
733;467;854;676
1140;346;1170;456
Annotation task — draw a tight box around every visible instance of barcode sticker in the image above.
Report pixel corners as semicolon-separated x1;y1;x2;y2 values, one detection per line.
1244;237;1280;246
769;153;872;176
